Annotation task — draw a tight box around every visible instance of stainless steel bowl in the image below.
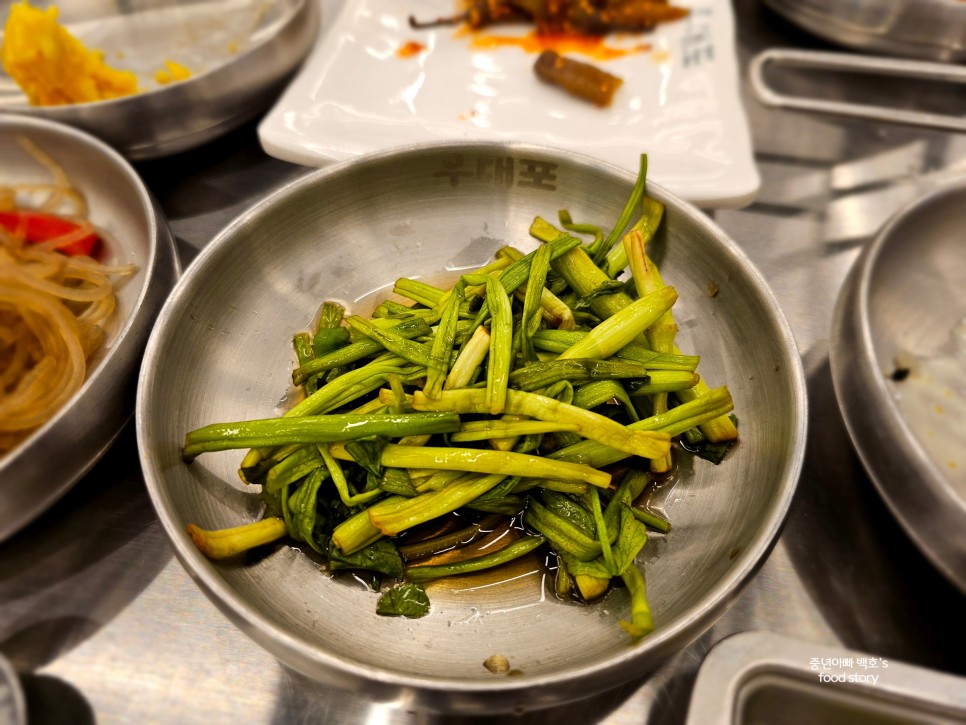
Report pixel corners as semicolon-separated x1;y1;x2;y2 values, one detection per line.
831;180;966;594
764;0;966;62
0;114;179;541
0;0;319;159
136;142;807;714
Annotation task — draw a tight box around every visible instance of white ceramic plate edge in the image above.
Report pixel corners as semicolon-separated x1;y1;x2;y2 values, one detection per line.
258;0;761;209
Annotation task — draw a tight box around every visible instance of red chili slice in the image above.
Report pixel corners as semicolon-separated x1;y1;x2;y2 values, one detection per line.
0;210;100;257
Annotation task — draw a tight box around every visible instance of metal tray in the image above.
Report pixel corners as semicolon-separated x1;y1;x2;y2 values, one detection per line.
686;631;966;724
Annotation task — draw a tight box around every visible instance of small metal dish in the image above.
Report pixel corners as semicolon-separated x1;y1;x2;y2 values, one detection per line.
830;179;966;594
686;631;966;724
0;0;319;159
0;114;179;541
136;141;806;714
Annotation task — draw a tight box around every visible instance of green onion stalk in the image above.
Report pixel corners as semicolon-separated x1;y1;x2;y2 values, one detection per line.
179;153;743;639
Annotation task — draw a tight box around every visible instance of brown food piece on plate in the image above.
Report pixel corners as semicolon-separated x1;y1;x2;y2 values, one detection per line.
533;49;623;107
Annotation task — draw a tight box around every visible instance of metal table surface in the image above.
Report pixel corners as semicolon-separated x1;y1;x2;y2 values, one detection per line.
2;1;965;723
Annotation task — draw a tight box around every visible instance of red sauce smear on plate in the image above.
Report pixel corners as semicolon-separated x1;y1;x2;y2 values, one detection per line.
464;29;650;60
397;41;427;58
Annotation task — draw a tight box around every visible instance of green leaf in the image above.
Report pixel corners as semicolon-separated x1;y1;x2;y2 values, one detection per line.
574;280;626;310
540;491;596;539
604;469;650;533
524;498;599;561
542;379;575;407
260;486;284;519
264;446;323;494
560;553;610;580
588;487;617;575
466;495;526;516
679;437;737;465
345;437;388;478
328;538;404;578
611;504;649;576
472;475;520;504
572;380;640;423
293;469;327;554
313;327;351;358
376;583;431;618
379;467;418;497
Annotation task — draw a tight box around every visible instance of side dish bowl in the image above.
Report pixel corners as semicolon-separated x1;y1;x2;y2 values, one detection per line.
0;114;178;541
136;142;806;714
830;179;966;594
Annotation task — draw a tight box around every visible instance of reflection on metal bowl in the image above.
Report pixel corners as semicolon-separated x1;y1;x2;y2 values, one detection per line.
0;114;179;541
136;141;806;714
764;0;966;62
0;0;320;159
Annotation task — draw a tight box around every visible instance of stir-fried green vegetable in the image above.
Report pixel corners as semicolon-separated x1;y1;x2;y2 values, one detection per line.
181;154;739;636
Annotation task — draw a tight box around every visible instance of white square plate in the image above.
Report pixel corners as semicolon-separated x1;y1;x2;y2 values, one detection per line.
258;0;760;209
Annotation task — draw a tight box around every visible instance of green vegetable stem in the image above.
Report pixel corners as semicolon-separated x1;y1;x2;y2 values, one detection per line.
182;153;740;640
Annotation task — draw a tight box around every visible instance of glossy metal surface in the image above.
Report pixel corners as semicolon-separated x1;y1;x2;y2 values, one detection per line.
750;49;966;132
0;0;319;160
830;181;966;594
136;141;805;714
0;114;179;542
0;652;26;725
685;632;966;724
1;1;966;722
763;0;966;61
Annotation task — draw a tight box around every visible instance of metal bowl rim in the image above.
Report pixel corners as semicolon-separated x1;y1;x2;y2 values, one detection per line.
1;0;315;115
137;139;807;694
0;113;164;472
830;177;966;589
763;0;966;60
854;177;966;497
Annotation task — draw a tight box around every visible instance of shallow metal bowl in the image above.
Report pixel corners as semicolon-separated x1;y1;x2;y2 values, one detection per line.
0;114;178;541
831;180;966;594
0;0;319;159
136;142;807;714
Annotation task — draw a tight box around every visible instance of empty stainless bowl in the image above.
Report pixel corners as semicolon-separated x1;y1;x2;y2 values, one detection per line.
831;179;966;593
136;141;806;714
0;114;178;541
0;0;319;159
